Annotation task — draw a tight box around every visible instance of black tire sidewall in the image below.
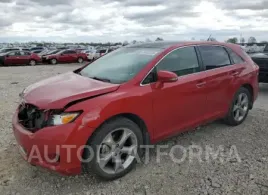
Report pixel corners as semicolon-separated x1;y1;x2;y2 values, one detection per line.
225;87;251;126
83;117;143;180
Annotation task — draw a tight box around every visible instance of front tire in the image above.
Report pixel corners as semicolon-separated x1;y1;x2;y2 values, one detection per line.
78;57;84;63
83;117;143;180
50;59;57;65
224;87;251;126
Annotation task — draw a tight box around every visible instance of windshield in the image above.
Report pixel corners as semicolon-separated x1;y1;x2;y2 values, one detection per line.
80;47;162;84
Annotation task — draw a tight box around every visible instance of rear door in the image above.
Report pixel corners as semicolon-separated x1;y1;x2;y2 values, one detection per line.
58;50;70;62
197;45;242;118
17;51;31;65
5;51;21;65
150;46;208;139
67;50;78;62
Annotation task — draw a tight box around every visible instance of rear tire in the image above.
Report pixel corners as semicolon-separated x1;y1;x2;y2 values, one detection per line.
78;57;84;63
29;60;36;66
50;59;57;65
83;117;143;180
224;87;251;126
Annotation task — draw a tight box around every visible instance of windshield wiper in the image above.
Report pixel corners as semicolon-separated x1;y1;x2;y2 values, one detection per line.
90;76;111;83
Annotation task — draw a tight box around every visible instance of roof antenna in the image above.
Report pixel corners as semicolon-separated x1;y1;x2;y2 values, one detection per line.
207;34;212;41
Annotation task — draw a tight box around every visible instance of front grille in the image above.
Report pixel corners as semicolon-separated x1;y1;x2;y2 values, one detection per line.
18;104;46;132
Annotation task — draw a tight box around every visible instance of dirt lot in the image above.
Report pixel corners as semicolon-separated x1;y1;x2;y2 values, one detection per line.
0;64;268;195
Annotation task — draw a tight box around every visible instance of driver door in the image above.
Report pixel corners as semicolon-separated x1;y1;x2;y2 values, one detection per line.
150;46;208;140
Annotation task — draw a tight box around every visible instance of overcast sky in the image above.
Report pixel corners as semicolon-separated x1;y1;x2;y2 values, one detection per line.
0;0;268;42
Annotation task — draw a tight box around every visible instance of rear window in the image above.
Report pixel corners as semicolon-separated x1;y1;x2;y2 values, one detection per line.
199;46;231;69
226;48;245;64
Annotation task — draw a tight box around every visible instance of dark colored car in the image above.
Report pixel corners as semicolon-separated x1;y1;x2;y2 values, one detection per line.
0;51;41;66
250;45;268;83
30;47;46;51
42;49;87;64
13;41;258;180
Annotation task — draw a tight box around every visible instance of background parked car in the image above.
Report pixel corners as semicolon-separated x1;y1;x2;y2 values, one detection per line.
30;47;46;51
31;49;45;54
250;48;268;83
0;51;41;66
0;48;20;54
93;48;113;59
42;49;87;64
82;50;95;61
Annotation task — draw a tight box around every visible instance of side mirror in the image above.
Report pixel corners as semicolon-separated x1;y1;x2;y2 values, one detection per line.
157;70;178;83
6;55;9;58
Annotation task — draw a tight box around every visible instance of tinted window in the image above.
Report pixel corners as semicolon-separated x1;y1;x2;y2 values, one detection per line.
20;51;30;55
80;47;161;84
157;47;200;76
63;50;76;54
8;51;20;56
199;46;231;69
226;48;245;64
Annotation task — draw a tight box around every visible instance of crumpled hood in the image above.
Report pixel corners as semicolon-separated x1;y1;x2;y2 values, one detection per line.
23;72;120;109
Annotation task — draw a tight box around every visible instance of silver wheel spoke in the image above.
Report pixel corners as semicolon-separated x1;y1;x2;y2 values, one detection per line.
103;134;116;148
118;131;132;147
121;145;137;155
99;152;113;168
235;110;240;120
238;94;243;104
114;155;123;172
239;108;246;116
233;105;239;111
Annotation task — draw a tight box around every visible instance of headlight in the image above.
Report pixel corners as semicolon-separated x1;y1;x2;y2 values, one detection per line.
49;112;81;126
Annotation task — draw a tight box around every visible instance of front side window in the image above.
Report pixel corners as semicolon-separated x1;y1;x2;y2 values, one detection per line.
157;46;200;76
8;51;20;56
80;47;162;84
20;51;30;56
199;46;231;70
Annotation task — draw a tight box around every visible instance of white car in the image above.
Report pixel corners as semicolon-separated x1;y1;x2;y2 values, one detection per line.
82;50;95;61
93;48;113;59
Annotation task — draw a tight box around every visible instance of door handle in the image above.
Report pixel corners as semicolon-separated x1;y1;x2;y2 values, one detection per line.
231;71;239;76
196;81;206;88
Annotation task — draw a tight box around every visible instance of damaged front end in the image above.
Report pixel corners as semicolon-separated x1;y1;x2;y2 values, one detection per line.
18;103;48;132
17;103;77;133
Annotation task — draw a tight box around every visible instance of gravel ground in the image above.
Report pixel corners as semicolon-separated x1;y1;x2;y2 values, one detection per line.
0;64;268;195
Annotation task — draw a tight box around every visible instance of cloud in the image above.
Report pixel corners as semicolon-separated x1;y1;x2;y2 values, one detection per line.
0;0;268;42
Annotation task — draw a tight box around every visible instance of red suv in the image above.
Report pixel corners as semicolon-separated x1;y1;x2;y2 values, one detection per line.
13;41;259;180
0;51;41;66
42;49;87;64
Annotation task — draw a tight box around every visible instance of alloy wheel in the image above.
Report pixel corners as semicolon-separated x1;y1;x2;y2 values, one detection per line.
29;60;36;66
233;93;249;122
78;58;83;63
97;128;138;175
51;59;57;65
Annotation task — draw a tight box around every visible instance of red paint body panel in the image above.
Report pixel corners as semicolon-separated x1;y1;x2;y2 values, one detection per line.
46;52;87;63
12;41;259;175
4;53;41;65
23;72;120;109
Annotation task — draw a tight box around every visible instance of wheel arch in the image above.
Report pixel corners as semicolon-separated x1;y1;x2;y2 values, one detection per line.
85;112;151;147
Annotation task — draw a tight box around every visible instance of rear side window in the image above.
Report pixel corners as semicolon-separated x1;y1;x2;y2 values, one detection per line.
199;46;231;70
157;46;200;76
226;48;245;64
